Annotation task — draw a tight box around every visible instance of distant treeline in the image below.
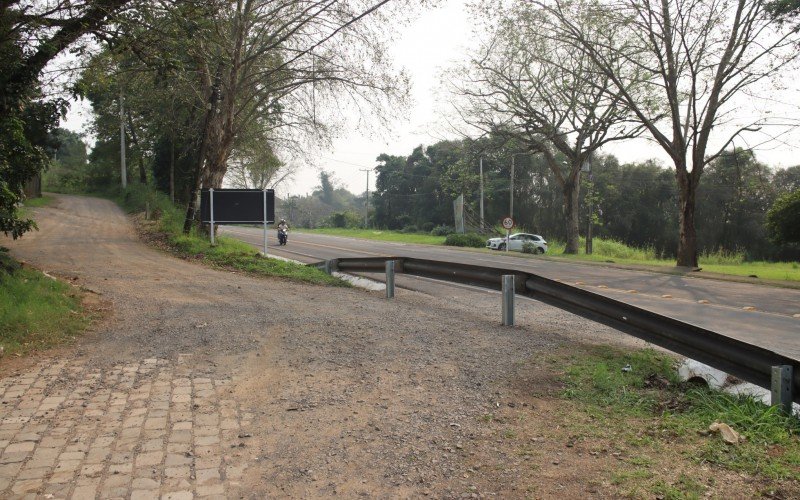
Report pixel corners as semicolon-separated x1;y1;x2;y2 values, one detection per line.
369;137;800;261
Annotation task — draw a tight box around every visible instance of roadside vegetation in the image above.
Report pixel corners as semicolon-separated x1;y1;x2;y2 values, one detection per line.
537;346;800;496
117;185;347;287
296;227;447;245
0;249;90;357
296;226;800;282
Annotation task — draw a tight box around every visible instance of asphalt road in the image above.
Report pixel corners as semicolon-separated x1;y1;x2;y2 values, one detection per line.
221;226;800;361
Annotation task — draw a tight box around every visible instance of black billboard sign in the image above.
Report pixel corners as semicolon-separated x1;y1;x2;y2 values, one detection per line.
200;188;275;224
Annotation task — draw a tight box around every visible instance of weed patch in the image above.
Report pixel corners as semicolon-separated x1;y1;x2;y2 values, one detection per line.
559;346;800;481
0;252;90;356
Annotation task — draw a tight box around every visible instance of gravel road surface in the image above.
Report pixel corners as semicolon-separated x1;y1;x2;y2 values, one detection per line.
0;194;770;498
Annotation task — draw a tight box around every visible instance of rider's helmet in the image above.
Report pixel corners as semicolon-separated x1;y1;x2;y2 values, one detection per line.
280;219;286;224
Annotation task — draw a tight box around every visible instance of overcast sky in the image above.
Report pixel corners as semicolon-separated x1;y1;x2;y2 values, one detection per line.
63;0;800;198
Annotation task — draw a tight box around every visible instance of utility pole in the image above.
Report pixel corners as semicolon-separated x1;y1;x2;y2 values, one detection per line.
479;157;485;230
359;168;371;228
120;89;127;190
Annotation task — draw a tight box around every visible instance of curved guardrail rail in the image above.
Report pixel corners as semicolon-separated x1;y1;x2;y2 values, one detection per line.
315;256;799;407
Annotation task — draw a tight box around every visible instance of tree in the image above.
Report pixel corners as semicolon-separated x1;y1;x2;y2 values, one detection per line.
766;190;800;244
0;0;132;238
174;0;411;233
454;1;644;253
546;0;800;266
696;148;775;258
226;144;292;190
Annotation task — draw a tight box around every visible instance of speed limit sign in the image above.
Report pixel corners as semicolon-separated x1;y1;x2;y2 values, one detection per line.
501;216;515;230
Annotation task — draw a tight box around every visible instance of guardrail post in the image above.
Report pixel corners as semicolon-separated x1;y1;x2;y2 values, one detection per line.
386;260;395;299
502;274;515;326
771;365;793;414
323;260;333;275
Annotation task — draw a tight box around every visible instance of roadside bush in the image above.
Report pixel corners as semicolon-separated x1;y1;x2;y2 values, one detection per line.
522;242;536;254
430;225;453;236
445;233;485;248
324;211;361;228
421;222;434;232
401;224;419;233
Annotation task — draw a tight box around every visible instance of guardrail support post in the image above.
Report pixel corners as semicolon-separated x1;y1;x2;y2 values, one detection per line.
323;260;333;275
771;365;793;414
502;274;515;326
386;260;395;299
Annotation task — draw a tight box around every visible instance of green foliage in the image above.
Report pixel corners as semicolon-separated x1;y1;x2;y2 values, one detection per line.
0;255;89;356
521;242;537;254
323;210;362;229
766;190;800;245
430;224;454;236
297;228;447;245
561;346;800;479
444;232;485;248
41;129;90;193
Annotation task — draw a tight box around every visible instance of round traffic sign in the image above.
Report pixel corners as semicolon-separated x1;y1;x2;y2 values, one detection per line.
501;216;515;230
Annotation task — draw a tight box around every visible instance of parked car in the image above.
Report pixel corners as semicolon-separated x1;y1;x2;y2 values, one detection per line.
486;233;548;253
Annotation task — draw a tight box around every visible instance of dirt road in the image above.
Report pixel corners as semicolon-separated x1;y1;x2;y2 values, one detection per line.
1;195;756;498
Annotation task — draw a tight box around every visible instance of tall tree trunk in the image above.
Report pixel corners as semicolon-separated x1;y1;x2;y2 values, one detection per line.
676;171;699;267
563;179;581;254
182;69;222;234
138;158;147;184
169;134;175;203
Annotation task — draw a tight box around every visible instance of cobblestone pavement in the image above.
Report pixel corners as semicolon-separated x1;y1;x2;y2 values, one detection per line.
0;355;251;499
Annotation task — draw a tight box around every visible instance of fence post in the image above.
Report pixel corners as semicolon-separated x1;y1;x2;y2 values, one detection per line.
771;365;793;414
502;274;515;326
386;260;395;299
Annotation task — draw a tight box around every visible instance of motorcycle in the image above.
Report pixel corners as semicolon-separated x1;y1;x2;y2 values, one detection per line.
277;227;288;245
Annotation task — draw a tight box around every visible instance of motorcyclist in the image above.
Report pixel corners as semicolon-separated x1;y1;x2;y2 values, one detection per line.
277;218;289;244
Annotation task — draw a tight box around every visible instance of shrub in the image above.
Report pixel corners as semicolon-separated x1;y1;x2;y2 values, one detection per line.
430;225;454;236
522;242;536;254
445;233;485;248
401;224;419;233
421;222;435;232
324;211;362;228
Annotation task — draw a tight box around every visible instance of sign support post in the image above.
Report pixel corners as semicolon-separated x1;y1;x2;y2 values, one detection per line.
262;189;268;255
209;188;215;246
501;216;515;253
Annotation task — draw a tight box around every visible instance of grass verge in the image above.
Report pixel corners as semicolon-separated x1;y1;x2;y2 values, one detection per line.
550;345;800;494
21;194;54;208
547;239;800;281
296;227;447;245
0;250;90;357
116;184;347;287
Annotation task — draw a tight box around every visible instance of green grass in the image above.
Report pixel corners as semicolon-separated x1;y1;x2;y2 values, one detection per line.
560;345;800;480
296;227;447;245
168;233;348;286
299;228;800;282
546;238;800;282
115;184;347;287
0;259;90;356
21;195;54;208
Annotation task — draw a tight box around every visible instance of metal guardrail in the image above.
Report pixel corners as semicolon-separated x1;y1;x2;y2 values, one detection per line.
315;256;799;407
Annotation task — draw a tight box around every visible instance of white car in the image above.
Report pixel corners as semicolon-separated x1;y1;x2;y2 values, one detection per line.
486;233;548;253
